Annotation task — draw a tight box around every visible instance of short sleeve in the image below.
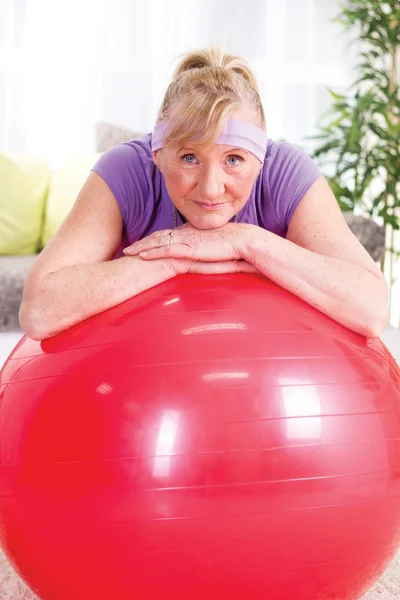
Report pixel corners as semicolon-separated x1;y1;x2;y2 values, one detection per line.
91;142;150;236
265;141;321;230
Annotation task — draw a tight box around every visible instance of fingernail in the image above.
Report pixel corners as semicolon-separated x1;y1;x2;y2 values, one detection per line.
140;251;149;257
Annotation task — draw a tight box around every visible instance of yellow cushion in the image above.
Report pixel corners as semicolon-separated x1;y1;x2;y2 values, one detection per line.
41;154;102;248
0;154;51;255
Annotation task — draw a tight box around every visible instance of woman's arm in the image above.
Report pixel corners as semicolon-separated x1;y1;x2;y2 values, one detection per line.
240;177;388;337
21;256;179;340
128;177;388;337
23;256;255;340
21;172;254;341
20;172;176;340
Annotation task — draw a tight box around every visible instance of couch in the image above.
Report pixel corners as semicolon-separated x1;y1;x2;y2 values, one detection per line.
0;124;387;333
0;152;103;332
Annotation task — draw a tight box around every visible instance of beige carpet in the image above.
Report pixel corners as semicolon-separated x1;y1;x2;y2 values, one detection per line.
0;548;399;599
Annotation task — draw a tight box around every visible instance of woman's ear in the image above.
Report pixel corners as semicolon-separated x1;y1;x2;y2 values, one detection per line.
152;150;162;171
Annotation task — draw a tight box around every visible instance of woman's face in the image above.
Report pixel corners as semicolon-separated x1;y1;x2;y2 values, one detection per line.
152;106;263;230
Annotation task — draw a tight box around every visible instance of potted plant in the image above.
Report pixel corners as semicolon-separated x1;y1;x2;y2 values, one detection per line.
309;0;400;316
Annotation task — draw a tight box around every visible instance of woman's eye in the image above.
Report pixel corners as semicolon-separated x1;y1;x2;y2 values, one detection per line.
181;154;196;164
180;154;243;165
227;155;243;166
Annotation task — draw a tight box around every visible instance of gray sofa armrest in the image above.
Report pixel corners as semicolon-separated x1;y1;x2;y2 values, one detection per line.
343;213;385;263
0;255;37;332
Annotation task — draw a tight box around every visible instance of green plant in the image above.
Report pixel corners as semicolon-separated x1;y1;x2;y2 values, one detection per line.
309;0;400;280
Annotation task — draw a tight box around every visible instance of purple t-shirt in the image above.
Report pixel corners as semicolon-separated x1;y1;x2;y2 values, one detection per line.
92;133;321;256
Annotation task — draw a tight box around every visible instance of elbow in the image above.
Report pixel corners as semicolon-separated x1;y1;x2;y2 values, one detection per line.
356;303;389;339
367;318;389;339
19;302;52;341
356;276;390;338
358;321;387;339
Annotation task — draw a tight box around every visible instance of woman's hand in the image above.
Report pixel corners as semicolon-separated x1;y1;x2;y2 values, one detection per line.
123;222;253;262
182;259;257;275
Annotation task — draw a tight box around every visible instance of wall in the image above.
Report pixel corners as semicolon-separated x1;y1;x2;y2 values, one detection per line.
0;0;356;162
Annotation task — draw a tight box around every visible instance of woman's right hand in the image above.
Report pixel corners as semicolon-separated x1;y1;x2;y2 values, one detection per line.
171;258;258;276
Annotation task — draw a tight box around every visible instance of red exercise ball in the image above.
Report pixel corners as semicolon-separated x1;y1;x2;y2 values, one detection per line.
1;273;400;600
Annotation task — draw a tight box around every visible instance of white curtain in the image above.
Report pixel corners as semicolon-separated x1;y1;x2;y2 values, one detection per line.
0;0;355;166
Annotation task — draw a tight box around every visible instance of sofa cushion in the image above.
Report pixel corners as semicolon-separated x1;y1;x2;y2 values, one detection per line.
41;154;101;248
0;154;50;255
95;122;144;152
0;255;37;332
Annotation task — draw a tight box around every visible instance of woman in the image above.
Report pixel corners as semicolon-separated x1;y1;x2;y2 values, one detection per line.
20;47;388;340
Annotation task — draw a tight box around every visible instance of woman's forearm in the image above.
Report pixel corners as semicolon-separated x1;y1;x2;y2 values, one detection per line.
20;256;178;341
241;228;389;337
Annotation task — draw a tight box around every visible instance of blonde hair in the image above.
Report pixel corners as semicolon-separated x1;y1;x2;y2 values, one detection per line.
156;45;266;149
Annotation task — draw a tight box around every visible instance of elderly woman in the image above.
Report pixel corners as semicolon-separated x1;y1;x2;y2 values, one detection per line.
20;47;388;340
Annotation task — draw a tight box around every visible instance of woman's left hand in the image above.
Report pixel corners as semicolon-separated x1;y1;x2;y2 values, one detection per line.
123;222;253;262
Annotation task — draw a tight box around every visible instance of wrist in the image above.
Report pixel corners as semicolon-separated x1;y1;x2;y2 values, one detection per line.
237;224;266;262
168;257;189;277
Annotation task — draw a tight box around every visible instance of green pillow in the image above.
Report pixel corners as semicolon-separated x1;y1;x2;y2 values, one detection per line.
41;154;101;248
0;154;51;255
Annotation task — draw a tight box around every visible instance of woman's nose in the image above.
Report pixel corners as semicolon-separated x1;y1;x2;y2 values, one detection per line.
198;165;225;201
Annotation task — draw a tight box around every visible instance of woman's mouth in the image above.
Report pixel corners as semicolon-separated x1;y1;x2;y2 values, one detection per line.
194;201;227;210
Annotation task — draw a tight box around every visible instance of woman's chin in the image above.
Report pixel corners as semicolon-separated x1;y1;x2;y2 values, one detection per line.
187;209;235;229
193;216;231;229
